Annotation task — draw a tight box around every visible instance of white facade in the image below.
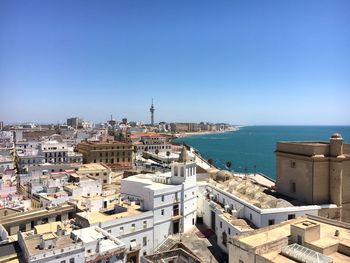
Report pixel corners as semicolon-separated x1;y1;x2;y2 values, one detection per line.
77;207;155;259
64;178;102;198
72;226;126;263
121;159;197;248
198;183;335;253
17;231;85;263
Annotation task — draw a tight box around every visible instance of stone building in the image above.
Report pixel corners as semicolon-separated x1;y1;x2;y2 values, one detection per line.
276;133;350;222
76;140;134;170
229;214;350;263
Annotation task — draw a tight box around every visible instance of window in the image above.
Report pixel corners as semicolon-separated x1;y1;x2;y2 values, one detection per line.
143;251;147;256
120;227;124;233
103;179;107;183
143;236;147;246
87;249;91;253
268;219;275;225
220;221;222;228
61;261;66;263
290;160;296;168
288;214;296;220
228;228;231;235
222;232;227;246
192;218;195;225
239;260;244;263
131;223;135;231
69;259;75;263
161;195;164;202
290;182;296;193
161;209;164;216
249;213;252;221
143;220;147;229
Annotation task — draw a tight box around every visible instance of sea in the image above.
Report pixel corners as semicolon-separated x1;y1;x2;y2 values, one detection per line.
173;126;350;180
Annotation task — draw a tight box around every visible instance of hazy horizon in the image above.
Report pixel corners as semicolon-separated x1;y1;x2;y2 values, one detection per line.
1;0;349;125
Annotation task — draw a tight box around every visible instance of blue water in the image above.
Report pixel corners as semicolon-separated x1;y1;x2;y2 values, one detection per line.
173;126;350;180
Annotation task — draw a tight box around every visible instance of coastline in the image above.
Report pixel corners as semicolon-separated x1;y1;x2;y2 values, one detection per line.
173;125;242;138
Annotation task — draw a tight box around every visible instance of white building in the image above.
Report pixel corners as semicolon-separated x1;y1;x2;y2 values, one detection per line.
121;155;197;247
76;202;154;262
197;176;339;254
17;230;85;263
76;148;198;262
63;177;102;198
72;226;126;263
16;139;82;172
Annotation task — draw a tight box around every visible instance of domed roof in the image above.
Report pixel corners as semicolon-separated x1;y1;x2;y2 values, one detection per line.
215;170;233;182
49;134;63;142
178;147;191;163
331;133;342;139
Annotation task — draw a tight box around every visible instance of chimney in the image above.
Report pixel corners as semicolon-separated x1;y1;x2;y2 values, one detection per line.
39;236;46;250
56;225;63;236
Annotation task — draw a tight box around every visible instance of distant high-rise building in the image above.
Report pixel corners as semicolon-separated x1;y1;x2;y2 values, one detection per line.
150;99;155;125
0;121;3;130
66;117;81;129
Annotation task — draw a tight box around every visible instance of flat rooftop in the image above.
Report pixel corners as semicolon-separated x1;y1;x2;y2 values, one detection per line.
78;203;143;224
0;203;75;226
232;215;350;263
122;173;180;191
72;226;125;254
78;163;109;171
22;233;80;257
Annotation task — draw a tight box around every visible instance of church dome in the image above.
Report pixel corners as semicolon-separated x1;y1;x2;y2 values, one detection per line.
178;147;191;163
215;170;233;182
331;133;342;139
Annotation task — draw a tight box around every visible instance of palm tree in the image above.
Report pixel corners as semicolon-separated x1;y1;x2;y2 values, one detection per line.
226;160;232;171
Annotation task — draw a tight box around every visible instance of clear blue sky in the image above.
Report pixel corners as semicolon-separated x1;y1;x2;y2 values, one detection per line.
1;0;349;125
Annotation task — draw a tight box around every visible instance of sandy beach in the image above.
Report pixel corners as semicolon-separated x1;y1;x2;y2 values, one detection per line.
173;126;241;138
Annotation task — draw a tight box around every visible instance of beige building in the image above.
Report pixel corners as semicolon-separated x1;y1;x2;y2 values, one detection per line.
229;214;350;263
0;203;76;238
275;133;350;222
76;140;134;170
76;162;112;185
